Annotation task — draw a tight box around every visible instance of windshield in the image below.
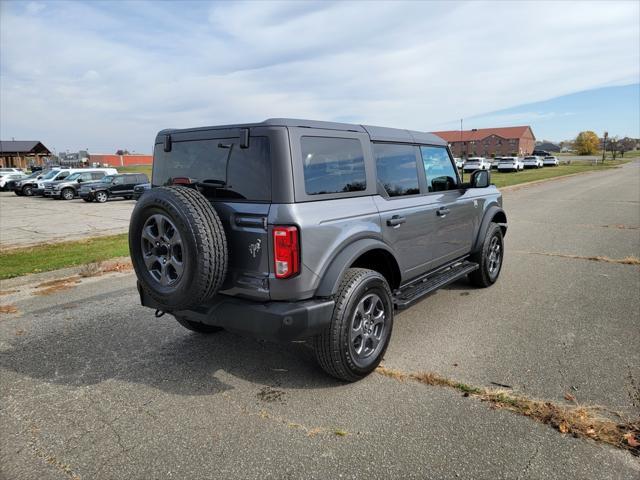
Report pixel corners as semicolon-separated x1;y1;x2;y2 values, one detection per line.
524;157;536;160
41;170;61;180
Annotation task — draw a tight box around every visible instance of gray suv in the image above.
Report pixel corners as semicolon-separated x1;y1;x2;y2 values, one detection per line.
129;119;507;381
44;170;107;199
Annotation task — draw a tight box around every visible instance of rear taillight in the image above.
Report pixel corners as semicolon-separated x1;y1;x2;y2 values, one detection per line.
273;226;300;279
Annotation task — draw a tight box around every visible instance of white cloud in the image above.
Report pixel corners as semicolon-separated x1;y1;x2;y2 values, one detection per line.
1;0;638;152
25;2;46;15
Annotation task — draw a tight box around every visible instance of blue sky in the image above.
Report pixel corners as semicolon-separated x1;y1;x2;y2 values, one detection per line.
1;1;639;153
435;84;640;142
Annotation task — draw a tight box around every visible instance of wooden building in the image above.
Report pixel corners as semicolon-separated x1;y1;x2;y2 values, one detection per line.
0;141;52;168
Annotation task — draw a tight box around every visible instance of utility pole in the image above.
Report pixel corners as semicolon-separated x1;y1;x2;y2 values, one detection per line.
602;131;608;164
460;118;464;181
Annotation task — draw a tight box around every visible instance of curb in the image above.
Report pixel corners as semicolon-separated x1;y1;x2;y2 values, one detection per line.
0;256;132;289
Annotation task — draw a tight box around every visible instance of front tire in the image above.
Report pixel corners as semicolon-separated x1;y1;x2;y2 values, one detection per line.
22;186;33;196
314;268;394;382
95;191;108;203
61;188;75;200
469;222;504;287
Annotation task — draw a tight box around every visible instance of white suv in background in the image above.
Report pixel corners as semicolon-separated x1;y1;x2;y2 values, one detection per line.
543;156;559;166
462;157;491;172
523;156;544;169
497;157;524;172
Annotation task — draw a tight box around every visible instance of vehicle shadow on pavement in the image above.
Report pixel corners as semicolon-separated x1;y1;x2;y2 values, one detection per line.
0;309;340;395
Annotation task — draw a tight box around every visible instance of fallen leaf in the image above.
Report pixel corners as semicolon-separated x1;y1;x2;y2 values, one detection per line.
559;421;569;433
624;432;639;447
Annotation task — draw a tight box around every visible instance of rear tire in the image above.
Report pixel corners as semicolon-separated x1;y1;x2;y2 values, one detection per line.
174;315;223;334
83;197;93;203
22;186;33;196
314;268;393;382
469;222;504;287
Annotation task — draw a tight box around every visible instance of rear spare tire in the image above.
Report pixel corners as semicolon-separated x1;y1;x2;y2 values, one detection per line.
129;186;228;310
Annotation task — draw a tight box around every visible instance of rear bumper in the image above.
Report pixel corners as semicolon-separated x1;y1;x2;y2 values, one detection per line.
138;282;335;342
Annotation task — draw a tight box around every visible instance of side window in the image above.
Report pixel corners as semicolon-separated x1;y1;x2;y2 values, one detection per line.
92;172;105;180
420;146;458;192
56;172;69;181
112;176;124;185
80;173;92;181
301;136;366;195
373;143;420;197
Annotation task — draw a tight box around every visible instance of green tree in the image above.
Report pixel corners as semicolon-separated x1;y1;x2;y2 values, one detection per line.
574;131;599;155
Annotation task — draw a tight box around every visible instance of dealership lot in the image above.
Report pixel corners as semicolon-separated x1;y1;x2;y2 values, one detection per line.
0;163;639;478
0;193;135;249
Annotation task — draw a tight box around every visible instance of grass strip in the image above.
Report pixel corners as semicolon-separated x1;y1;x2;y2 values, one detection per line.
376;366;639;455
0;234;129;280
486;160;629;188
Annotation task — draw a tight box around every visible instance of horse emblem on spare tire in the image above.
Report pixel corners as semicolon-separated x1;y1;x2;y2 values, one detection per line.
129;186;228;311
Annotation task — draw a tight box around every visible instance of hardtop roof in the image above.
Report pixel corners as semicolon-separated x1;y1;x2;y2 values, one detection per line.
157;118;446;146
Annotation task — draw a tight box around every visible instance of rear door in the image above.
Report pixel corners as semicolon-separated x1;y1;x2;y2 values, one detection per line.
373;143;441;280
109;176;127;196
420;145;476;265
152;127;274;299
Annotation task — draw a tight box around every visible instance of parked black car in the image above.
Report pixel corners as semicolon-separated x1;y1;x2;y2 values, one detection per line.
79;173;149;203
132;182;151;200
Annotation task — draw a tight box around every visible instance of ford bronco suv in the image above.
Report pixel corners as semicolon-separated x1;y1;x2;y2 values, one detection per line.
129;119;507;381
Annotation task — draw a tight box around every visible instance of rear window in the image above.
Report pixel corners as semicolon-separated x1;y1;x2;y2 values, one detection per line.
153;137;271;201
373;143;420;197
301;136;366;195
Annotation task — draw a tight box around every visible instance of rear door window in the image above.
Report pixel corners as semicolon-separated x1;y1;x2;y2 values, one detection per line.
301;137;366;195
153;136;271;201
420;146;458;192
373;143;420;197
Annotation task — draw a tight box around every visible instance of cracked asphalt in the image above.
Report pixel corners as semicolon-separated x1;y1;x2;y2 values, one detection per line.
0;193;134;249
1;162;639;479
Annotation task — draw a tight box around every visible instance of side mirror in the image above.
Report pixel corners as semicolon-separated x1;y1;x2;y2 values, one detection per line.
470;169;490;188
77;178;83;183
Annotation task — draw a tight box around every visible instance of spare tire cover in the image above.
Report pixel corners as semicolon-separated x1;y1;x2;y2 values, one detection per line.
129;186;228;310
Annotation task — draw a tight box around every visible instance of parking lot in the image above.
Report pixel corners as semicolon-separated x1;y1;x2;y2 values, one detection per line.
1;162;639;479
0;193;134;249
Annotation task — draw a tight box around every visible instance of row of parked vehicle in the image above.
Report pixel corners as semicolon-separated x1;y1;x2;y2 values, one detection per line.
0;167;150;202
454;155;560;173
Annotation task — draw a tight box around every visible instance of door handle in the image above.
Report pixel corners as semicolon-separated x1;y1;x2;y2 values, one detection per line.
386;215;406;227
437;207;450;217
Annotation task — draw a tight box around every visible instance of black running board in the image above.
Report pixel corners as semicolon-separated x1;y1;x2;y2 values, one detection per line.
393;261;479;310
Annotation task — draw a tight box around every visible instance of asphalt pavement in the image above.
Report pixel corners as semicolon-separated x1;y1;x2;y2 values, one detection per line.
1;162;639;479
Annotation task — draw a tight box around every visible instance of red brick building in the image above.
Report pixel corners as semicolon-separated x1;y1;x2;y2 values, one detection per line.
89;153;152;167
432;126;536;158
